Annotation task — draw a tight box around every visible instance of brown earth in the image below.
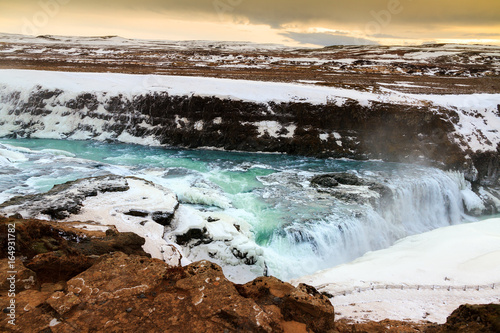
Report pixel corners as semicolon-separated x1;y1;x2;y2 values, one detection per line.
0;217;498;332
1;39;499;95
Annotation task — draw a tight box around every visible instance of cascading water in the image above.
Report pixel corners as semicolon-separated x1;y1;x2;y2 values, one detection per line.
253;167;473;280
0;138;483;281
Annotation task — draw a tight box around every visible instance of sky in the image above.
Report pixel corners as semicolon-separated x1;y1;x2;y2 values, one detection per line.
0;0;499;47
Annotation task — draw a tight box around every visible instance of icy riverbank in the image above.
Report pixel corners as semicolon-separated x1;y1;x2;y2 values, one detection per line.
293;218;500;323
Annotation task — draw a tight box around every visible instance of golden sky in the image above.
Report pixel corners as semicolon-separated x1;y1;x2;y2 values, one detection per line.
1;0;499;46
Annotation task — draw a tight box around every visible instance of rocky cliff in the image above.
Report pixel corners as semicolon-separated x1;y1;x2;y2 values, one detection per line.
1;82;499;187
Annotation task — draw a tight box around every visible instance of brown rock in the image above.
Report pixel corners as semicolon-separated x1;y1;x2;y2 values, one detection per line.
428;303;500;333
65;252;168;302
282;283;336;332
0;259;37;292
238;276;336;332
0;218;339;332
25;250;93;284
46;291;82;316
0;289;53;331
40;281;66;293
335;318;432;332
177;260;276;332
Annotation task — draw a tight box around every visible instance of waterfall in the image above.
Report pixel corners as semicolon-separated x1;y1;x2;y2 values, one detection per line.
262;168;476;280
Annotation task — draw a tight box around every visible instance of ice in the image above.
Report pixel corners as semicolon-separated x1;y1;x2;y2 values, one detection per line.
0;146;29;162
292;218;500;323
168;205;266;283
65;177;181;265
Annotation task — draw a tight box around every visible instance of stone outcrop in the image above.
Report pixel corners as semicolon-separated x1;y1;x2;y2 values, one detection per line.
1;217;499;332
0;175;130;219
425;304;500;333
0;217;336;332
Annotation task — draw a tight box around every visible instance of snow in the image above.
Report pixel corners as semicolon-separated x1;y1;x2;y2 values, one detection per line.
64;177;185;266
378;81;429;89
292;218;500;323
0;33;290;52
0;69;499;153
167;205;266;283
404;51;461;60
0;144;29;162
0;69;383;106
2;68;498;110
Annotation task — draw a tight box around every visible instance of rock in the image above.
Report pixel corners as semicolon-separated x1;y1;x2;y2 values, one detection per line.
40;281;66;293
311;175;339;187
0;259;37;292
0;244;336;332
152;210;177;226
46;291;82;316
311;172;364;188
0;175;130;219
25;250;93;284
368;182;394;204
0;217;150;286
72;231;148;257
124;209;149;217
471;151;500;186
2;217;499;333
282;284;336;332
2;85;495;184
237;276;336;332
331;172;365;186
175;227;211;246
430;304;500;333
335;318;431;332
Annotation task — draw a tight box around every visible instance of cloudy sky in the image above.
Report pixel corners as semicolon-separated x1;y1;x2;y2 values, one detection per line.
1;0;499;46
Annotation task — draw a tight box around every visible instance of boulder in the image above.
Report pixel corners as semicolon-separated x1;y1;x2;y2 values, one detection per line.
311;172;365;188
431;304;500;333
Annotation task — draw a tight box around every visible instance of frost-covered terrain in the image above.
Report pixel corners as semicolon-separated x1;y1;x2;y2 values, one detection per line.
293;218;500;323
1;69;499;155
1;33;499;324
1;33;499;95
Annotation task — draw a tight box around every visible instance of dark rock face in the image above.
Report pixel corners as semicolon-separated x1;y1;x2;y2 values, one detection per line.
311;172;365;187
311;175;339;187
175;227;211;246
310;172;395;208
3;88;493;185
471;150;500;186
426;304;500;333
0;175;129;219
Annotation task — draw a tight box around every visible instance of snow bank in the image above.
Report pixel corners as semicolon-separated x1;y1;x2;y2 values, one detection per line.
1;68;499;152
292;218;500;323
64;177;185;266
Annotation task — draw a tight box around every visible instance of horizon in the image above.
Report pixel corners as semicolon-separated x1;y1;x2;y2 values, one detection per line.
0;1;499;47
2;31;500;49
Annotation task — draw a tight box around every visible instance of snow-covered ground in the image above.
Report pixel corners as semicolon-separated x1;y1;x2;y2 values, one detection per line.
0;33;291;51
292;218;500;323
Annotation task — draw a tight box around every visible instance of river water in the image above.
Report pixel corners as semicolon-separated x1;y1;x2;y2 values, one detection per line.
0;138;479;281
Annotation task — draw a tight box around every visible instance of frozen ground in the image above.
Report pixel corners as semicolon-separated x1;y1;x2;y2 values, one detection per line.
1;33;499;95
1;68;499;153
293;218;500;323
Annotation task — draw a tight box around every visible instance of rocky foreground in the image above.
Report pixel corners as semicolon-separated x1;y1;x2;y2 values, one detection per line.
1;217;499;332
